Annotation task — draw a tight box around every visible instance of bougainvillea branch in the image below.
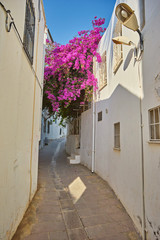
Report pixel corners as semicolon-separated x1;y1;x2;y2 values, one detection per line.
43;17;105;119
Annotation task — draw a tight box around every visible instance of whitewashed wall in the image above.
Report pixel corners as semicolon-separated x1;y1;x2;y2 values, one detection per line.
40;114;67;149
80;108;93;169
141;0;160;239
0;1;46;239
80;0;160;239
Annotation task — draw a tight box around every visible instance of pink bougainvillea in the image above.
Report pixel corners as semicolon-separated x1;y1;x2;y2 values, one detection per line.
44;17;105;116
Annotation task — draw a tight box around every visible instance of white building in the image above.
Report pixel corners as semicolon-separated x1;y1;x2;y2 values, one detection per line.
0;0;46;239
40;110;67;149
67;1;160;239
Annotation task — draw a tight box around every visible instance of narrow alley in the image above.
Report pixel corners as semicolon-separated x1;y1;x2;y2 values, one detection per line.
13;138;140;240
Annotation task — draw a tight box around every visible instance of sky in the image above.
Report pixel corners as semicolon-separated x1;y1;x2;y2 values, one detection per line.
43;0;116;45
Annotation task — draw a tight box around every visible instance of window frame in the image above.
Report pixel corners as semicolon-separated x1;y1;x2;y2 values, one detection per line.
23;0;35;65
98;111;102;122
114;122;120;150
99;51;107;90
149;106;160;142
113;21;123;74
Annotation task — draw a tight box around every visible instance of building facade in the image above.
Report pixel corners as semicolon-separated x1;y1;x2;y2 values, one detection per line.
40;110;67;149
72;0;160;239
0;0;46;239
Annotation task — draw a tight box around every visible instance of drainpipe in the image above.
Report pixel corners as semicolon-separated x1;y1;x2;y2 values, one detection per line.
91;92;96;173
29;21;40;201
138;61;146;240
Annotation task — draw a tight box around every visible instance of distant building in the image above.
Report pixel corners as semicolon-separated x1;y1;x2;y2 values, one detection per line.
40;109;67;149
0;0;46;239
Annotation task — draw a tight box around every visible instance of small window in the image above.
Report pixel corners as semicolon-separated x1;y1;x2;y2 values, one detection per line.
114;122;120;149
113;21;123;74
98;111;102;121
149;106;160;141
60;128;62;135
99;51;107;90
23;0;35;64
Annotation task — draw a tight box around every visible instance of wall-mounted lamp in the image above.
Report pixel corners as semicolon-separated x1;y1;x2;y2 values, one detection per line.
112;36;137;59
112;36;134;46
113;3;143;59
115;3;139;31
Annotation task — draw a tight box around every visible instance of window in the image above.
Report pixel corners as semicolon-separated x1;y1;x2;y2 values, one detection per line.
114;122;120;149
113;21;123;74
98;111;102;121
23;0;35;64
60;128;62;135
149;107;160;141
99;51;107;90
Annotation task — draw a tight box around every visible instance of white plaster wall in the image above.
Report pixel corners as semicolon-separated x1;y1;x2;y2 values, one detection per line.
141;0;160;239
95;86;142;232
0;0;45;239
80;0;160;238
40;115;67;149
66;135;80;156
80;0;145;236
80;108;93;170
47;118;67;140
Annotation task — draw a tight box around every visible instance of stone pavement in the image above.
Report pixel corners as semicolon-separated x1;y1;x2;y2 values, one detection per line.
12;138;141;240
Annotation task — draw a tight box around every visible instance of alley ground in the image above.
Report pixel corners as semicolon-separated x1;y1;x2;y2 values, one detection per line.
13;138;141;240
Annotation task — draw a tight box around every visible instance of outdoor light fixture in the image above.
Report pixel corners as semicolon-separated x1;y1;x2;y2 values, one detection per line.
112;36;134;46
113;3;143;59
115;3;139;31
112;36;137;59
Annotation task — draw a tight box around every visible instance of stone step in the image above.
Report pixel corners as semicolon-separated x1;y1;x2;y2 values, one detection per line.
68;154;80;164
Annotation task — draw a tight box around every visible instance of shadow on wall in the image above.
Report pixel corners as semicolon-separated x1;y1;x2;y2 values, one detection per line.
123;49;135;71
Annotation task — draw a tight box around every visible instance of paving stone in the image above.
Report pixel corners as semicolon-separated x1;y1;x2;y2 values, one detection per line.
67;228;88;240
36;205;61;214
63;211;82;229
24;232;50;240
37;213;63;223
77;206;112;217
49;231;69;240
39;199;60;206
60;199;75;211
31;221;66;233
58;190;70;200
85;225;106;239
81;214;111;227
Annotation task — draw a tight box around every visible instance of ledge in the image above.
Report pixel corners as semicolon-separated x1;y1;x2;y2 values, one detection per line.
113;147;121;151
148;141;160;144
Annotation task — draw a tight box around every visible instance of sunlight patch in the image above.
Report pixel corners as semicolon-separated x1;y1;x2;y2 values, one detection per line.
68;177;86;204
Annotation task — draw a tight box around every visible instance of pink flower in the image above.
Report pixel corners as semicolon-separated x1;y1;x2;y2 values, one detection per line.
44;17;105;115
